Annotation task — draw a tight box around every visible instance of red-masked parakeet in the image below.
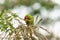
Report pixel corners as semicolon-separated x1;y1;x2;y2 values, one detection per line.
24;14;34;26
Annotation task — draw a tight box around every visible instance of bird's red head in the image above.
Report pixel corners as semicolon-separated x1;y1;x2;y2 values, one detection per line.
24;16;28;20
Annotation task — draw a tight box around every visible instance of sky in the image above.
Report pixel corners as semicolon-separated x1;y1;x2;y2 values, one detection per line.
0;0;5;4
52;0;60;5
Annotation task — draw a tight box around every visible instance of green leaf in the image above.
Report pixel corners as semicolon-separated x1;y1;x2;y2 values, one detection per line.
7;21;14;29
12;13;18;18
7;16;11;19
6;29;9;33
9;31;13;36
0;10;4;17
0;19;4;20
35;15;39;22
37;18;43;25
0;21;4;25
0;24;8;31
9;18;13;21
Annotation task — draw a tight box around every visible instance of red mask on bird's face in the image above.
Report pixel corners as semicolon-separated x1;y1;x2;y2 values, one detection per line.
24;16;28;21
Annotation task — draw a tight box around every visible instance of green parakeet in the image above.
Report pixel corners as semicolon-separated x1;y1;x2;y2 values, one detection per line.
24;14;34;26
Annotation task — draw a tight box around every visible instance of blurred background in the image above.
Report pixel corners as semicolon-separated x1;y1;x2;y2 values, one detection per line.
0;0;60;40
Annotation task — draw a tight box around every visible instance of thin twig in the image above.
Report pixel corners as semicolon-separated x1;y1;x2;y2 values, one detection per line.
39;26;51;34
34;31;48;40
17;16;24;20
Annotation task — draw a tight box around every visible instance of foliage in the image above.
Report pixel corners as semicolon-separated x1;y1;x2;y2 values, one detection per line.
0;10;18;35
0;0;56;10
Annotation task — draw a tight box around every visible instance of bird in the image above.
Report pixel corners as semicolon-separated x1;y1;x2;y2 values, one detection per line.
24;14;34;26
